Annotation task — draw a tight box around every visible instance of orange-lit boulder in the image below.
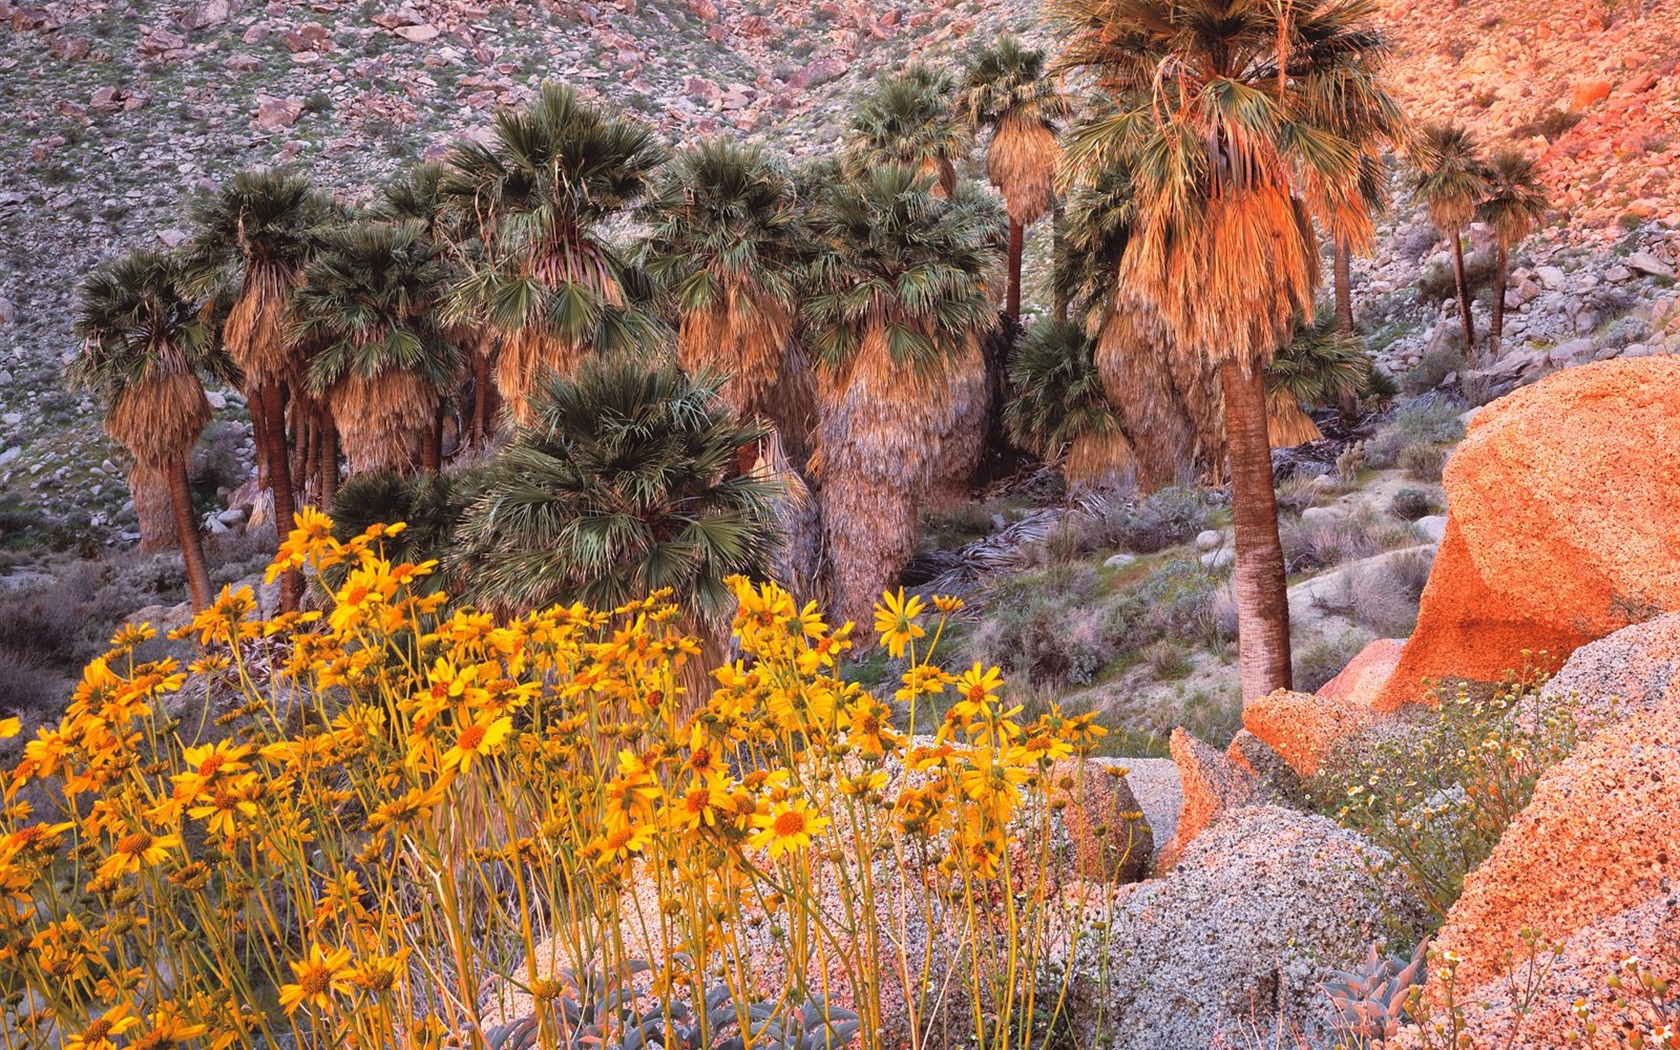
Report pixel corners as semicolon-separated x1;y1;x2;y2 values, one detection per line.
1428;687;1680;993
1378;358;1680;710
1159;728;1270;869
1241;689;1371;778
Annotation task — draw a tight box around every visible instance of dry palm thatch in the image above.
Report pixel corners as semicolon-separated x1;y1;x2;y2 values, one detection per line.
330;370;439;476
987;114;1061;227
816;325;960;626
1064;429;1137;492
676;291;796;426
1265;394;1324;447
108;371;213;474
222;267;297;390
1092;301;1198;491
922;332;989;510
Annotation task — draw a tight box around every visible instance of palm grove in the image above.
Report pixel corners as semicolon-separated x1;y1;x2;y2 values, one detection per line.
71;0;1546;700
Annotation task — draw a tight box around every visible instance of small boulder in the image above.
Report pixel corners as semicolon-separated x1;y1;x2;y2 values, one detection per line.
1046;761;1153;884
1242;688;1373;778
252;95;304;131
1092;806;1428;1049
1567;80;1611;109
1158;728;1270;869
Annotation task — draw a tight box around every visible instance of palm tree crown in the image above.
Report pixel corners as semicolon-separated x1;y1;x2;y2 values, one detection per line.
295;221;463;475
845;67;969;197
442;82;668;422
959;36;1070;224
1410;123;1492;234
71;250;221;609
455;356;783;626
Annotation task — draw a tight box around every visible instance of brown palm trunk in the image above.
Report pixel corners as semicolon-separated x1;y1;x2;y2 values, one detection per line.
250;388;271;489
167;456;213;612
472;348;498;443
1051;198;1068;326
423;406;444;473
1488;242;1509;365
1333;238;1354;334
319;413;339;508
260;382;301;612
1220;360;1293;699
1006;218;1024;320
1451;233;1477;355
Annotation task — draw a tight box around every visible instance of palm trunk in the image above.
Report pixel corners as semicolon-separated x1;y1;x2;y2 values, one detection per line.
1488;242;1509;364
260;382;301;612
133;463;176;552
1333;238;1354;334
423;406;444;473
167;455;213;612
1220;360;1293;699
319;413;339;508
1451;233;1477;355
250;389;271;489
472;348;498;443
1051;198;1068;326
1006;218;1024;320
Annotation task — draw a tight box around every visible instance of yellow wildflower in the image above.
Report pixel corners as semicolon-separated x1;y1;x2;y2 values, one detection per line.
279;943;354;1015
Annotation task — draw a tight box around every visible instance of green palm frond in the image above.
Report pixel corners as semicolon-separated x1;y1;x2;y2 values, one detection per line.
1476;148;1547;249
958;35;1072;130
1407;122;1491;233
1051;157;1136;325
181;169;334;291
845;66;969;184
639;139;810;313
294;220;462;393
70;250;218;397
804;166;1003;371
1266;306;1373;409
1004;320;1119;455
455;356;784;623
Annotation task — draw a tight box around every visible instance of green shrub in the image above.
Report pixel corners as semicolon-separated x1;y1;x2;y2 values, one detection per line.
1400;342;1470;396
1399;442;1449;482
1293;628;1377;692
1417;252;1499;306
1107;486;1219;554
1281;505;1419;574
1389;487;1437;521
1365;400;1466;468
1313;666;1586;919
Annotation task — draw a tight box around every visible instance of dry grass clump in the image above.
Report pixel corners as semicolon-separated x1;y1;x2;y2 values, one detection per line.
1310;546;1436;637
1281;505;1420;575
1292;627;1378;693
1389;487;1439;521
1365;399;1466;468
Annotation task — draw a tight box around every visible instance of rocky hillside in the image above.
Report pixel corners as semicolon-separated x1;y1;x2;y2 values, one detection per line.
1;0;1677;546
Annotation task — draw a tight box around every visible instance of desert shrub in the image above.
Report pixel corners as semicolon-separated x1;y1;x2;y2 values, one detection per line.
1400;342;1469;396
1513;105;1584;141
1141;639;1194;680
1293;628;1377;693
1;521;1139;1050
1126;559;1232;651
1315;666;1585;918
1417;252;1499;306
1386;547;1435;605
0;552;187;676
0;649;64;723
966;565;1117;686
1365;399;1466;468
1389;487;1437;521
1274;473;1332;515
1107;486;1219;554
1398;442;1448;482
1281;505;1419;574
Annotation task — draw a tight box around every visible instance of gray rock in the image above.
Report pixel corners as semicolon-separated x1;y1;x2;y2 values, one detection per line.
0;447;20;467
1536;265;1568;290
1195;529;1223;551
1539;612;1680;727
1200;547;1235;570
1414;514;1447;543
1078;806;1428;1050
1104;552;1138;569
1628;252;1676;280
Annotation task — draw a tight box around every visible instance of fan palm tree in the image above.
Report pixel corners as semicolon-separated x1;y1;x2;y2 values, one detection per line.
804;166;1002;624
845;66;969;198
640;140;817;468
1408;123;1491;357
1056;0;1399;698
379;162;494;447
70;251;219;611
1267;306;1375;426
1004;320;1133;490
960;36;1072;318
1475;148;1547;362
455;357;782;669
185;170;331;611
1053;161;1206;490
294;220;463;479
441;83;666;426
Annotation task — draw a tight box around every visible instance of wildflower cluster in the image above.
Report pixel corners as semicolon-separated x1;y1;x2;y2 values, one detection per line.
0;514;1135;1050
1321;659;1582;918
